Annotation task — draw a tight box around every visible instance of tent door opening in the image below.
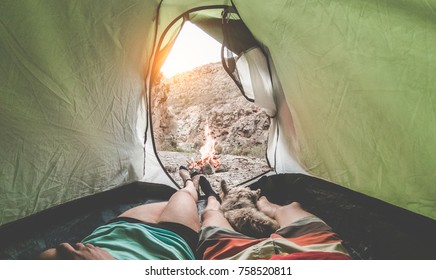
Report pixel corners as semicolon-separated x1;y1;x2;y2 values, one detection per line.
149;9;273;189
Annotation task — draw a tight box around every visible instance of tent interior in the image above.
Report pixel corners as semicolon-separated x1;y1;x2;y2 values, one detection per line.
0;0;435;259
1;174;435;259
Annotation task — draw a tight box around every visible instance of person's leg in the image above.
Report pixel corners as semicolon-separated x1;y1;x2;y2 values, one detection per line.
118;167;199;225
257;196;312;228
117;201;167;224
201;196;234;230
154;167;200;231
191;171;200;193
119;166;200;231
198;176;233;229
199;176;221;203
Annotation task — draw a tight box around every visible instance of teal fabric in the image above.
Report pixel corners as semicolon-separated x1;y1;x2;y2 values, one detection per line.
81;221;195;260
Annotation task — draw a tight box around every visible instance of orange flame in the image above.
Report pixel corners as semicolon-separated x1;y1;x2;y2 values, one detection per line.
189;124;220;170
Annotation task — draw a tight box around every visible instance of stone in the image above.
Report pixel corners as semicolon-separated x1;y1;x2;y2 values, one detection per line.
164;165;177;173
216;164;230;173
201;163;215;175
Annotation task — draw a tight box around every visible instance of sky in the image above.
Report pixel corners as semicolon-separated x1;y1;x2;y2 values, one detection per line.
160;22;222;78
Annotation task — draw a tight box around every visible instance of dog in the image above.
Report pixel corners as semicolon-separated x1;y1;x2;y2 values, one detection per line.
219;180;279;238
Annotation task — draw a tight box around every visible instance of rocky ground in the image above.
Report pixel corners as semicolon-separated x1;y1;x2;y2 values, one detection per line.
158;151;272;190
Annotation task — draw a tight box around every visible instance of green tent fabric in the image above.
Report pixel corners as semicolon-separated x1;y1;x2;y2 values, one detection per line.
233;0;436;219
0;0;155;225
0;0;435;230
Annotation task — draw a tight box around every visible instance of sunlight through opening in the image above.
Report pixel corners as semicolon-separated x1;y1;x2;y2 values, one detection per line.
160;22;222;78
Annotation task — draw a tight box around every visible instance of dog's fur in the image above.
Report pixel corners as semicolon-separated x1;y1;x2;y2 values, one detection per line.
219;180;279;238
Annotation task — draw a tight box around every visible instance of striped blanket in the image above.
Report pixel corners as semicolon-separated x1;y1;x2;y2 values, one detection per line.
197;216;351;260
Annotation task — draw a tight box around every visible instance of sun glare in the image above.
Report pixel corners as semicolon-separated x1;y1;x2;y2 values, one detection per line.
160;22;222;78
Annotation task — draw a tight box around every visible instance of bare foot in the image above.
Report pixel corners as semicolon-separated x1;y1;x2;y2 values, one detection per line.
39;243;115;260
257;196;280;219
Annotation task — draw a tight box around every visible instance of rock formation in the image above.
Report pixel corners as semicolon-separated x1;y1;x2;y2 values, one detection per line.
151;62;270;158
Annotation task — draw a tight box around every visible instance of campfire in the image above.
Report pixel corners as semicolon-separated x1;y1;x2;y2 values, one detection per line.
188;124;221;174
